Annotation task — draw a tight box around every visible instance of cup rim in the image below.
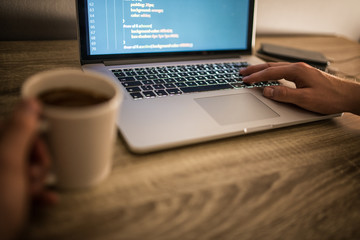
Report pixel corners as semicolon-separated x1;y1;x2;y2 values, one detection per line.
21;68;122;119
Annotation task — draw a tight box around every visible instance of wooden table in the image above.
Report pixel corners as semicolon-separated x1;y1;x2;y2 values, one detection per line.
1;35;359;240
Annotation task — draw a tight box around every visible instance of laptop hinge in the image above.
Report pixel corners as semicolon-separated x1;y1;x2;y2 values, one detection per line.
103;54;242;66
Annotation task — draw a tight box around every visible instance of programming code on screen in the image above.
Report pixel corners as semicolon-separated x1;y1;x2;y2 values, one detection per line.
87;0;249;55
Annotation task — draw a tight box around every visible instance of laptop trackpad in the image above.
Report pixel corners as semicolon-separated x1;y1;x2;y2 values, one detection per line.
195;93;279;125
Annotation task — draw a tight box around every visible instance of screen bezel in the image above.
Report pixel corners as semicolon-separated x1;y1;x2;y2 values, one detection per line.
77;0;255;64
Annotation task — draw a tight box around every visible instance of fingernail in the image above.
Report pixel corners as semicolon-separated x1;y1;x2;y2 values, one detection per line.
263;87;274;98
242;76;249;81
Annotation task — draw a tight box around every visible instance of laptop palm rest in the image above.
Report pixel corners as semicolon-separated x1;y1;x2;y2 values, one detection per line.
195;93;279;125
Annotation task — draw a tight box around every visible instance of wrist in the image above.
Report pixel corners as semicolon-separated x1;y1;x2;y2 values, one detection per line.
342;80;360;115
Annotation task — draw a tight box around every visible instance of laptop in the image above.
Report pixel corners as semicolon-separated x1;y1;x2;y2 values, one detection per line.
76;0;340;153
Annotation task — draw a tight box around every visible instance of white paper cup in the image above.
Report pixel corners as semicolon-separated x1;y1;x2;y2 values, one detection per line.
22;68;121;190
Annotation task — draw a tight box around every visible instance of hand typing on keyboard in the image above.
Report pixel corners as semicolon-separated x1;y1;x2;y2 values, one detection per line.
241;62;360;115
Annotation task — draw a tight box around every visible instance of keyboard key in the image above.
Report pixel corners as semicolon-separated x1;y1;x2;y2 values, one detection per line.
126;71;138;76
164;83;176;88
175;77;186;82
126;87;141;93
135;75;147;81
167;73;179;78
206;80;217;85
166;88;182;95
153;84;165;90
118;76;135;82
143;91;156;98
122;81;142;87
164;78;177;84
157;74;168;78
180;84;233;93
188;72;198;76
146;69;157;74
253;82;265;87
114;72;126;77
226;78;238;83
154;79;165;84
141;85;153;91
234;75;243;81
185;76;196;81
141;80;154;85
196;80;207;86
196;76;206;80
231;82;246;88
130;92;143;99
186;81;197;87
157;69;168;74
216;79;227;84
205;75;216;80
243;82;252;87
155;90;168;96
178;72;189;77
269;81;280;86
135;71;147;76
175;82;187;87
147;75;157;80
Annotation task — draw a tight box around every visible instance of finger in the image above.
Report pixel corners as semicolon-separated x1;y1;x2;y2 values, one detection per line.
240;62;291;76
29;138;52;196
0;99;42;167
242;63;310;85
263;86;307;107
2;99;41;152
33;191;59;206
30;138;51;172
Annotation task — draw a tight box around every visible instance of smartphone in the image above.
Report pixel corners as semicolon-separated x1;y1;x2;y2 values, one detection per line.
257;43;328;70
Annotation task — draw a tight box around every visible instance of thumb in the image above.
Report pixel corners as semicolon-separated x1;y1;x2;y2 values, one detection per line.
263;86;305;106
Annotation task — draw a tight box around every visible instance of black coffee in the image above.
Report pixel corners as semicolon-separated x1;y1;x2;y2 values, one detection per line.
38;88;110;108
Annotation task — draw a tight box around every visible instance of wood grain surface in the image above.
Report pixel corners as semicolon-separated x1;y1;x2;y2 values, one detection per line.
0;35;359;240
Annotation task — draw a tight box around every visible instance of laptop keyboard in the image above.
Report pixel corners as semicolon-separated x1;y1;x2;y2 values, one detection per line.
111;62;279;100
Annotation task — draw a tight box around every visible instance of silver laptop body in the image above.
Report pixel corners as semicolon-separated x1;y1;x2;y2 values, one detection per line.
77;0;340;153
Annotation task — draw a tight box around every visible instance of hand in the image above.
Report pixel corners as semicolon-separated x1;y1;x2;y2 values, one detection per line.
240;62;360;115
0;99;57;240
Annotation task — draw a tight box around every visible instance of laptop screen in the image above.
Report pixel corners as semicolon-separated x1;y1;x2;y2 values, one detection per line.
78;0;254;62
